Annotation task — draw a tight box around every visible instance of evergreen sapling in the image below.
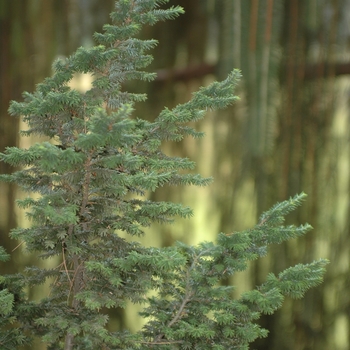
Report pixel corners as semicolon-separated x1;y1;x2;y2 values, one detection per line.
0;1;328;349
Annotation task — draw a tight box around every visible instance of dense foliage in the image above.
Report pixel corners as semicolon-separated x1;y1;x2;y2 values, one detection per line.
0;1;328;349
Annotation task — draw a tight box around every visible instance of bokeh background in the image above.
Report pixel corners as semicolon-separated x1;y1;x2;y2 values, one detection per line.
1;1;350;349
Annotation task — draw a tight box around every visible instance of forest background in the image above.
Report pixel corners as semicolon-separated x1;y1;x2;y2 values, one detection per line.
1;0;349;349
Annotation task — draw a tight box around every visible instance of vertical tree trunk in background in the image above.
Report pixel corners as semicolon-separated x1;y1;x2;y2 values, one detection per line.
0;2;18;272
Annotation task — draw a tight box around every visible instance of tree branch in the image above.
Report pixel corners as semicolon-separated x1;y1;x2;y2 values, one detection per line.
154;61;350;84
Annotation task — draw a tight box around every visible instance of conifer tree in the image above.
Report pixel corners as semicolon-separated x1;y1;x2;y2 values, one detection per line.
0;1;328;349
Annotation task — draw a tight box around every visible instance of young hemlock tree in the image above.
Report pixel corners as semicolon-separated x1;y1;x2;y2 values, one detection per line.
0;1;328;349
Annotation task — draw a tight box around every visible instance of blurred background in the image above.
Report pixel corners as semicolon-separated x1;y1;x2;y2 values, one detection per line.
1;0;350;349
